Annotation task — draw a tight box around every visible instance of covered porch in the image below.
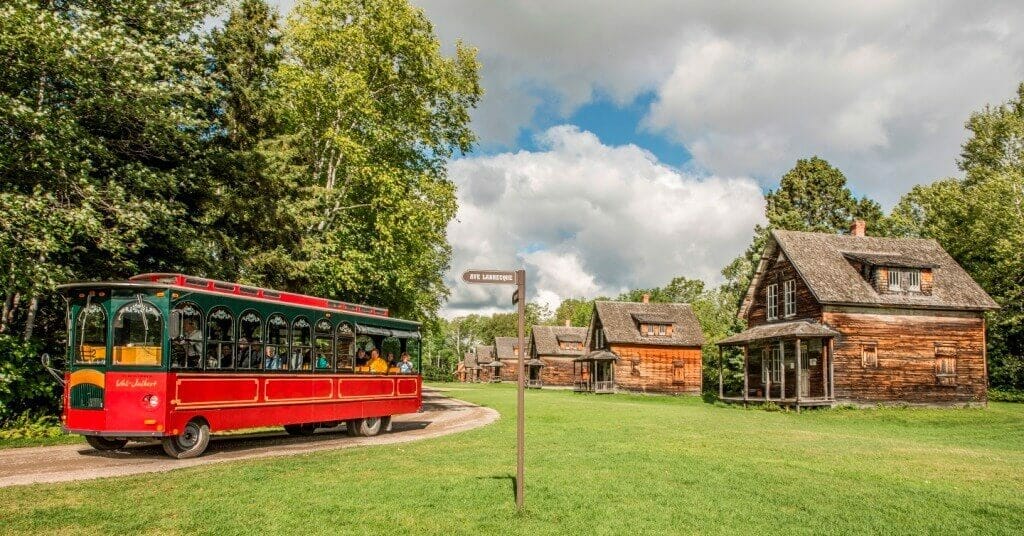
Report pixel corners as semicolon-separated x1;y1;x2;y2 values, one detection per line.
716;321;838;409
486;360;503;383
573;351;617;394
526;358;545;388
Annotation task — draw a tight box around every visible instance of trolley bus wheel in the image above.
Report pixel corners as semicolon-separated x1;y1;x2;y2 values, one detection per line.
345;419;359;437
162;420;210;459
284;423;316;436
355;417;382;437
85;435;128;451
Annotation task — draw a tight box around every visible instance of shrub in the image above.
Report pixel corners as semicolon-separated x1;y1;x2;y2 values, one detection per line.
989;388;1024;403
701;391;718;404
0;335;61;425
0;412;63;440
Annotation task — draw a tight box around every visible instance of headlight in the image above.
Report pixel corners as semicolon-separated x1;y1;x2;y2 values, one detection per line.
143;394;159;408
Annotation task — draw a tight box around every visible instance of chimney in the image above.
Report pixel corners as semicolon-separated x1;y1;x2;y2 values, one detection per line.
642;293;650;304
850;219;866;237
564;319;571;327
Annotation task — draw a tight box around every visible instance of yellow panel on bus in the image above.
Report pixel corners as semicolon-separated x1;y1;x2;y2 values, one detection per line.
113;346;162;366
79;345;107;364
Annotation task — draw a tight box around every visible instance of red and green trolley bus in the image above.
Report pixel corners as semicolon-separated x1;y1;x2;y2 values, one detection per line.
56;273;423;458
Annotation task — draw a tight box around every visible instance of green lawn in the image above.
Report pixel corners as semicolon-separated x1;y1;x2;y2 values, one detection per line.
2;384;1023;535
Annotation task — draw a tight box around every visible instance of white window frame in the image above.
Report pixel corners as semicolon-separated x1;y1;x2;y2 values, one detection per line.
766;283;779;320
765;346;782;384
906;269;921;291
887;270;901;291
783;279;796;318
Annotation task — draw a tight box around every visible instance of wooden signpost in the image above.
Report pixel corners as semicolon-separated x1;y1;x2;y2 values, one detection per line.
462;268;526;510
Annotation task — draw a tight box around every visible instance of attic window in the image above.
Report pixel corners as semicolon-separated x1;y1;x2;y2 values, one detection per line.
640;323;670;337
888;269;922;292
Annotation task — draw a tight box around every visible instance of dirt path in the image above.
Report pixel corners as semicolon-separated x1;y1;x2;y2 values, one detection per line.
0;388;497;488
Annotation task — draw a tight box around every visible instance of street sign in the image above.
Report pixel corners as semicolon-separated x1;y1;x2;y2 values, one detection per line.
462;269;517;285
462;267;527;511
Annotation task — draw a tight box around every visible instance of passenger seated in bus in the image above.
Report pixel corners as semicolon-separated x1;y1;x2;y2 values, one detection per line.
219;344;233;368
355;349;367;366
367;349;388;374
398;352;415;374
316;352;330;369
237;337;253;368
264;347;282;370
184;318;202;368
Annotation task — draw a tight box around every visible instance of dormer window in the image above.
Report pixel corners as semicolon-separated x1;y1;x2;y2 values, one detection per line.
640;323;670;337
888;268;922;293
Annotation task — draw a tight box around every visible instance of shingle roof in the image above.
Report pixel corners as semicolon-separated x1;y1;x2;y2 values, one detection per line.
475;344;495;364
842;252;938;269
592;301;704;347
718;320;840;346
494;337;519;360
738;230;998;316
531;326;588;357
463;352;478;369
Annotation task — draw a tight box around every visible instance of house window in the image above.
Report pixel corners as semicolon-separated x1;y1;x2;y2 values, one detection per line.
765;347;782;384
862;343;878;368
672;361;685;384
644;324;654;336
657;324;666;336
907;270;921;291
935;345;957;386
783;279;796;317
888;270;901;291
766;284;778;320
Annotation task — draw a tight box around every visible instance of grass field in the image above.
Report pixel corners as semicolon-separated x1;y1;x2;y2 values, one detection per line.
1;384;1023;535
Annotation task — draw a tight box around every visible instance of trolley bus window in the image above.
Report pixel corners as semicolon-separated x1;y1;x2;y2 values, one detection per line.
170;303;203;369
112;300;162;366
237;310;263;370
314;319;334;371
336;323;355;372
291;317;312;371
206;307;234;370
266;314;288;370
74;302;107;365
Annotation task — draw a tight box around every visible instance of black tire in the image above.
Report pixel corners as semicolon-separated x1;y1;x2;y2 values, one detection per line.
161;420;210;459
382;416;393;433
356;416;382;437
284;423;317;436
346;419;360;437
85;435;127;451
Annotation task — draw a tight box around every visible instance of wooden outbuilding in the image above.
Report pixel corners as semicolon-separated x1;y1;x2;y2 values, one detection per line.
494;336;520;382
576;297;705;394
717;221;999;407
527;323;587;388
475;344;496;383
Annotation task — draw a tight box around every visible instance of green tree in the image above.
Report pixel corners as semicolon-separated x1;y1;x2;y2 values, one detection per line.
553;297;597;327
272;0;481;320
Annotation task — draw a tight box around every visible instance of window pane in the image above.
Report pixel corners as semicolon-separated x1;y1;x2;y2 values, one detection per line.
265;315;288;370
336;323;355;371
237;311;262;369
290;317;312;370
112;301;162;366
171;303;203;369
75;304;107;365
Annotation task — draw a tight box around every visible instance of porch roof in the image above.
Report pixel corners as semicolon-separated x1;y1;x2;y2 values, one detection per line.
717;320;839;346
574;350;619;362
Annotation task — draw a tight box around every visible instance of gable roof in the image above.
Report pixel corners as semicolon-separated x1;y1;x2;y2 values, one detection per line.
739;229;999;317
475;344;495;364
494;337;519;360
531;325;588;357
463;352;478;368
592;301;704;347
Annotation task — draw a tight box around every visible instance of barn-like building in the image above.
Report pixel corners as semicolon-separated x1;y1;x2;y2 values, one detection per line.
576;297;705;394
716;221;998;407
526;323;588;388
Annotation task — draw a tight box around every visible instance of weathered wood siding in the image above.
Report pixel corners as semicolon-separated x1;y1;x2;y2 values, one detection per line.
609;344;702;394
824;310;987;405
539;357;575;386
747;254;821;327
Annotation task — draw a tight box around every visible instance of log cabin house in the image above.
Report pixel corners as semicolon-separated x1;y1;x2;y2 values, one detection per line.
526;323;588;388
475;344;496;383
494;336;518;382
716;221;999;408
576;297;704;394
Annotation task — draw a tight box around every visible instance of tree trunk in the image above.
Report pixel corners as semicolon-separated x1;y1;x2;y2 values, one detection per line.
22;294;39;342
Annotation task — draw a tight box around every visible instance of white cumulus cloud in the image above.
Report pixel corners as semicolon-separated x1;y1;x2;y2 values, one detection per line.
443;126;765;316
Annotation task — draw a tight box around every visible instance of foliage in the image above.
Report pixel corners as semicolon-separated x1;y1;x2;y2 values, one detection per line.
0;335;58;424
888;83;1024;390
552;297;597;327
0;412;63;440
4;385;1024;533
988;389;1024;403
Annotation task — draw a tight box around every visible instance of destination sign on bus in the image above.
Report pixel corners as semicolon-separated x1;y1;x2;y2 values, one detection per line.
462;269;517;285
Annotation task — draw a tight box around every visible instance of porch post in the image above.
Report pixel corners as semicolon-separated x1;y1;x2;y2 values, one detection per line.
742;346;749;403
821;338;828;399
795;337;802;410
828;338;835;400
763;347;770;402
718;346;724;398
778;339;785;401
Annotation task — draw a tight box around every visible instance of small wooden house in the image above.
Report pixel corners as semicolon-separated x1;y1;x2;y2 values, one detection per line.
475;344;496;383
460;351;479;383
494;336;520;382
527;323;587;388
577;297;705;394
716;221;998;407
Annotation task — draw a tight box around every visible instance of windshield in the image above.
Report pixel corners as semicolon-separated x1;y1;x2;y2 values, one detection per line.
112;300;163;366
